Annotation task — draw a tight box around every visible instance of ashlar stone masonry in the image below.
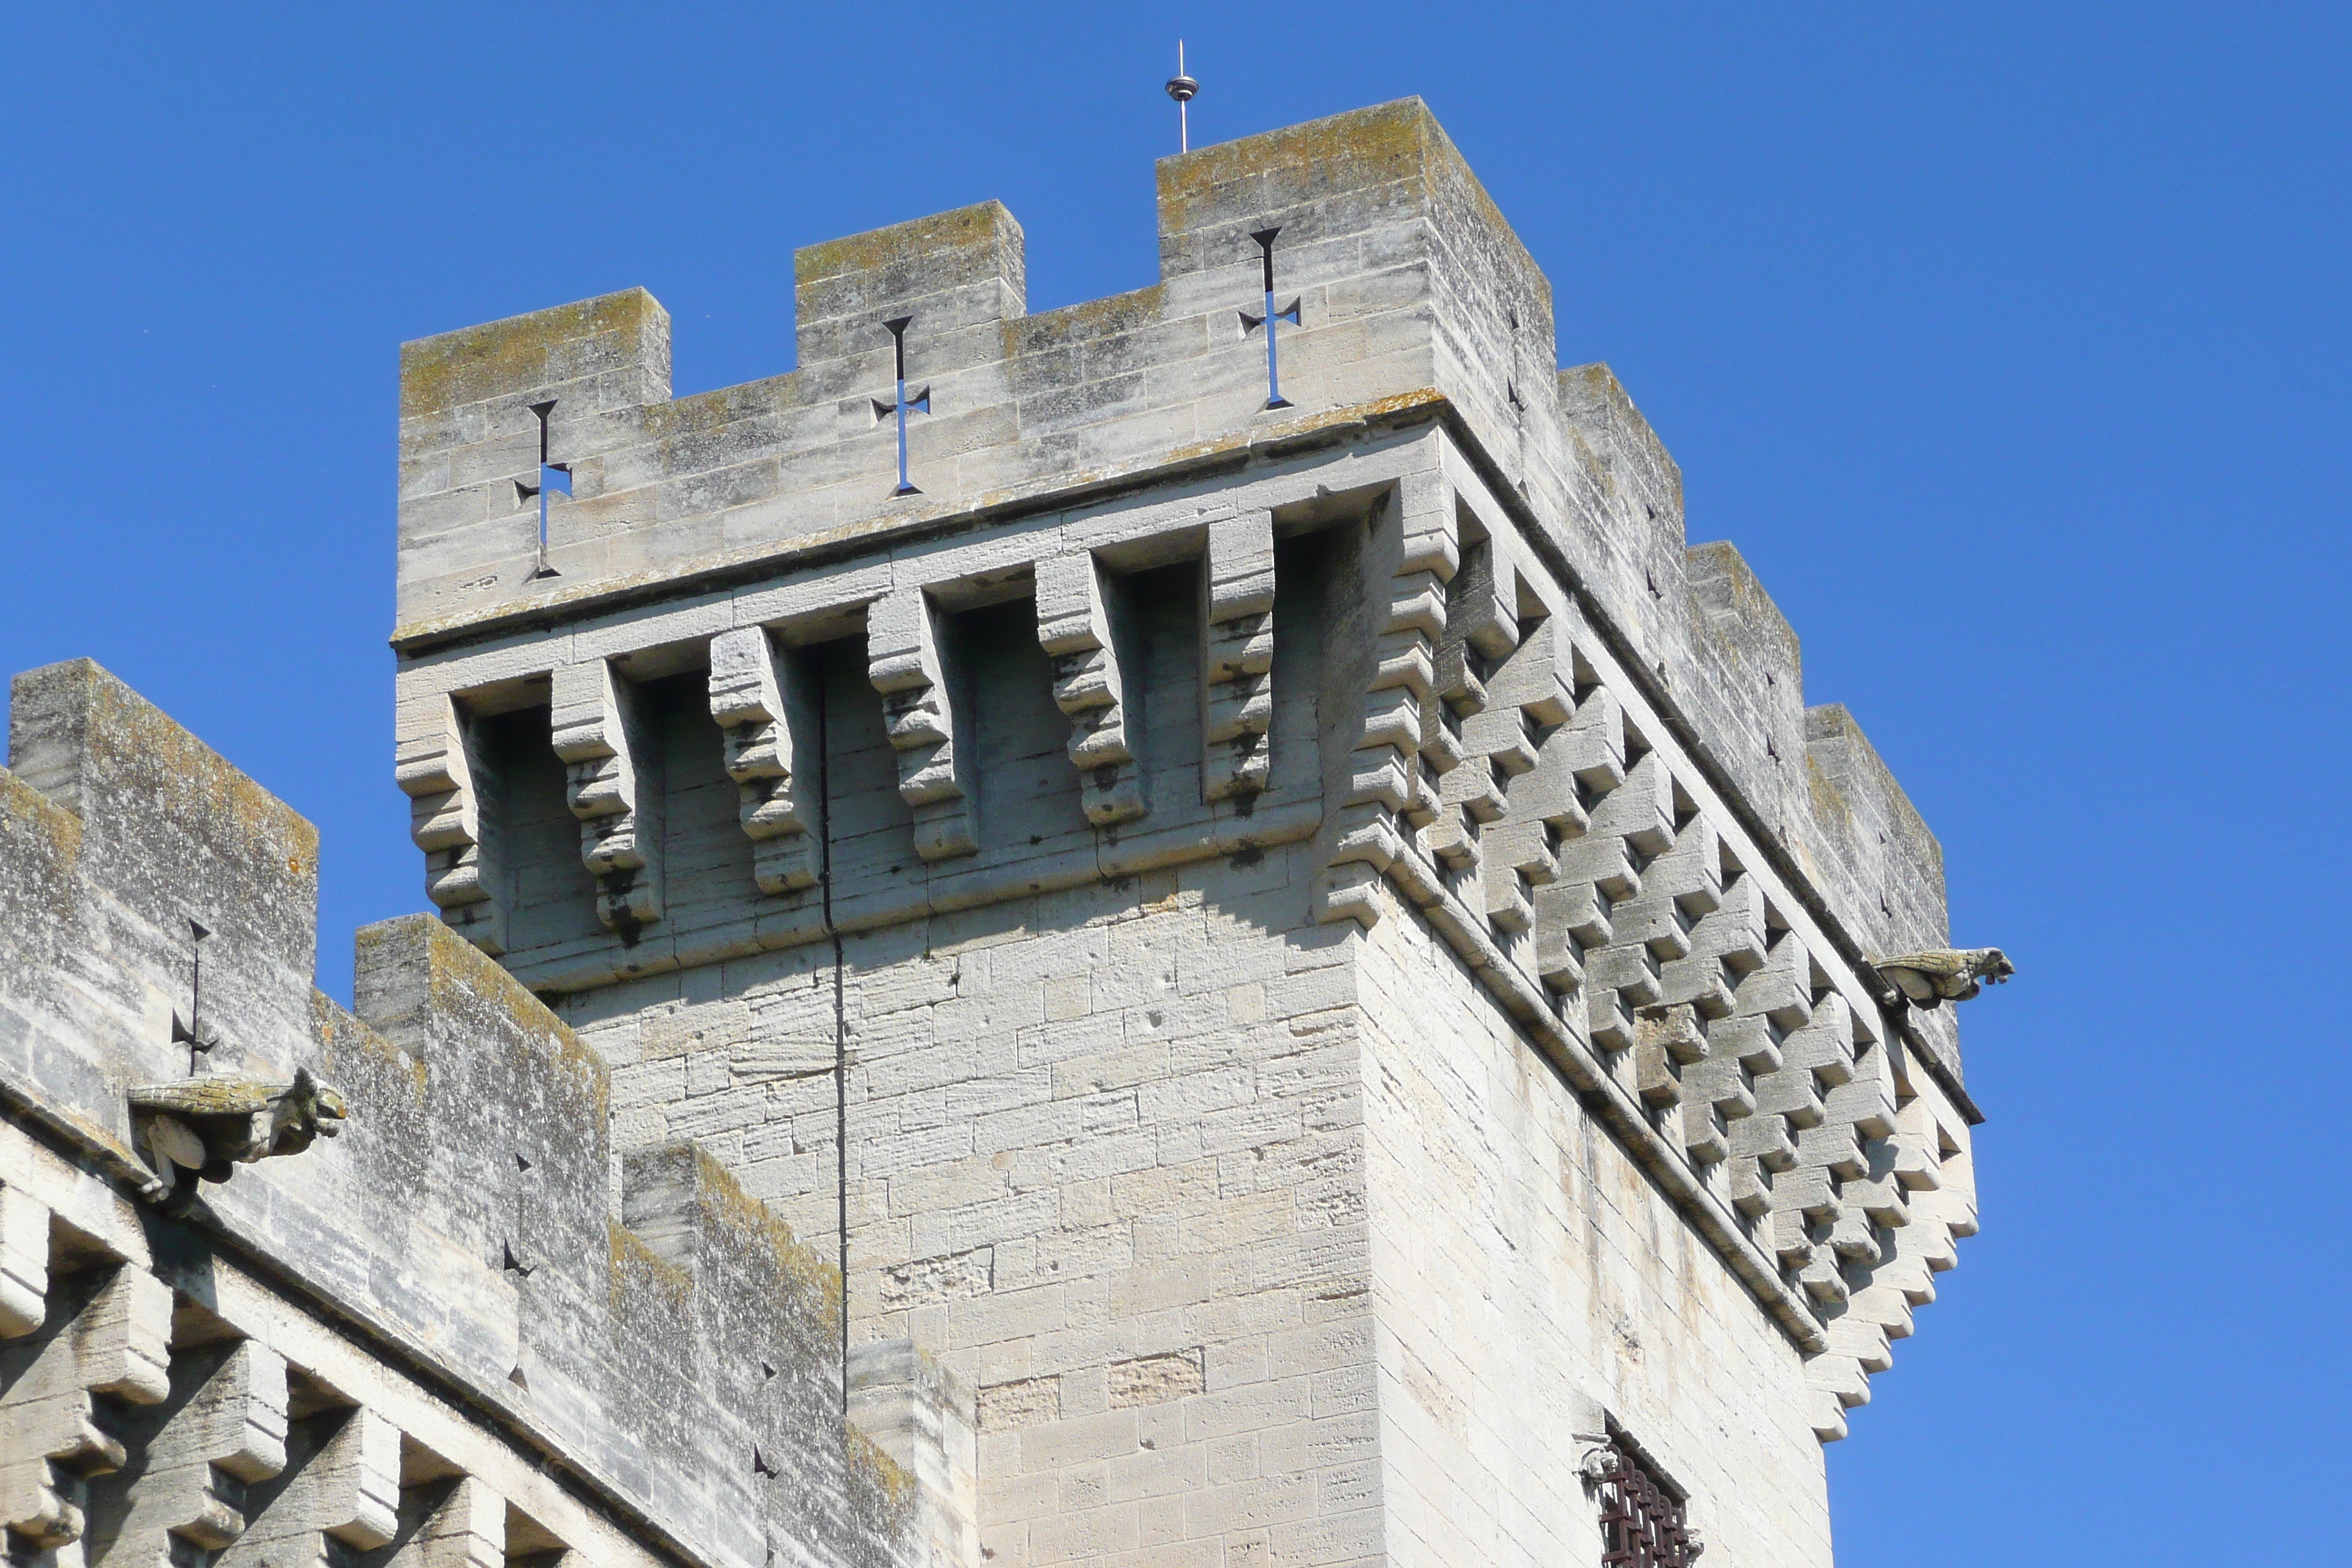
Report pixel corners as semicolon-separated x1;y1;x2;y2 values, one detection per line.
4;97;1997;1568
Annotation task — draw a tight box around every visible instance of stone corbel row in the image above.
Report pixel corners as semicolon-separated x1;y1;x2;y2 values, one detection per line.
398;663;671;946
874;510;1285;852
407;513;1302;938
1561;831;1973;1440
0;1188;554;1568
0;1261;172;1551
1420;534;1534;873
1305;464;1973;1433
1573;851;1975;1443
1317;469;1463;928
0;1245;394;1568
101;1337;298;1568
1802;1090;1978;1441
1461;615;1578;934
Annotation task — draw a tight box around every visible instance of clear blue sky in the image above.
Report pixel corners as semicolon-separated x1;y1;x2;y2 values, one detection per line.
4;4;2344;1561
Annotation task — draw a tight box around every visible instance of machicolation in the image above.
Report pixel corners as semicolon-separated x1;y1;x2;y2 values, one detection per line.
4;98;1998;1568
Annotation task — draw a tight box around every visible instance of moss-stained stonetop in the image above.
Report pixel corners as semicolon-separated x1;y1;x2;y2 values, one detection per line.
401;287;671;422
794;199;1025;292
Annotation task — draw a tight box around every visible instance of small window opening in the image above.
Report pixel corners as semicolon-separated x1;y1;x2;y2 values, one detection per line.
1593;1436;1695;1567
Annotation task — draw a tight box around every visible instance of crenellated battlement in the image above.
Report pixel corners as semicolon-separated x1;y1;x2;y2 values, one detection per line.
383;105;1990;1513
0;660;952;1568
7;93;1994;1568
391;99;1951;1058
395;104;1554;644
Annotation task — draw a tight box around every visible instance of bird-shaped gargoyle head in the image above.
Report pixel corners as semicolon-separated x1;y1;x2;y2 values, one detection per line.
130;1066;349;1185
1872;948;2016;1009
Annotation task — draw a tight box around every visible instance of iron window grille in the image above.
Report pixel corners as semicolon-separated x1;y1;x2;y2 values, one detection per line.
1593;1436;1696;1567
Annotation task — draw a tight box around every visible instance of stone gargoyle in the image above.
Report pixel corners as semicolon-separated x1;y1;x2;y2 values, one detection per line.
130;1067;348;1184
1873;948;2016;1008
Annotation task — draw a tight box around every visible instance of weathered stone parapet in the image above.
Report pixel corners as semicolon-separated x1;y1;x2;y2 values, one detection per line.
402;288;673;430
794;201;1025;400
0;673;939;1568
7;659;320;1072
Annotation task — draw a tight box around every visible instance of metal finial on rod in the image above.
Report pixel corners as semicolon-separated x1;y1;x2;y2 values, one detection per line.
1165;40;1198;154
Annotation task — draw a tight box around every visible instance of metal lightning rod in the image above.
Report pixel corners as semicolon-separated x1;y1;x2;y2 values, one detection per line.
1166;42;1198;154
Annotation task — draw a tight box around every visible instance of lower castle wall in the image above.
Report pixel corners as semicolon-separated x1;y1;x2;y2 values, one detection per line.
562;843;1389;1568
0;663;927;1568
1353;887;1833;1568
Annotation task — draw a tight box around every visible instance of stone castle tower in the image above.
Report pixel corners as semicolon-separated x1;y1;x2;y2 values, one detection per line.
2;100;1994;1568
